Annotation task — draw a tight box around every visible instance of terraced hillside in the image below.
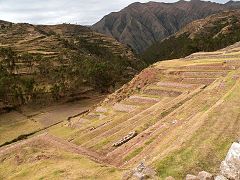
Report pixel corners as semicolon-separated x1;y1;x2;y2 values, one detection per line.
0;21;144;107
1;42;240;179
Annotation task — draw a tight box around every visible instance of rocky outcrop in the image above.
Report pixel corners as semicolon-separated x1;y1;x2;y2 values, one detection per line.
220;142;240;179
185;141;240;180
214;175;228;180
122;161;156;180
186;171;214;180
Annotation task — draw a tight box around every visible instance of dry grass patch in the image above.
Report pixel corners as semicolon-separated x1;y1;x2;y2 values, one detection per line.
0;112;42;145
0;141;124;179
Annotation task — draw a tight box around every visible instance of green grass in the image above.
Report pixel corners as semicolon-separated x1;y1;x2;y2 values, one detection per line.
155;138;233;179
124;147;144;162
154;79;240;179
155;94;240;179
0;117;42;145
0;142;124;180
144;137;156;146
92;137;112;150
48;123;77;140
135;118;158;134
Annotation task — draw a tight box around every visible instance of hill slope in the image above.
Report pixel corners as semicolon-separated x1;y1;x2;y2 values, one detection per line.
0;21;145;106
142;10;240;64
1;41;240;179
92;0;240;53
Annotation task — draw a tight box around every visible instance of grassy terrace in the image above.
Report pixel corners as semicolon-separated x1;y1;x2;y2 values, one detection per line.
155;76;240;179
0;140;124;179
1;42;240;179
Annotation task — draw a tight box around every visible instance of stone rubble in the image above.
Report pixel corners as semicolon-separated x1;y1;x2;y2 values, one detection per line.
186;174;200;180
214;175;228;180
122;161;157;180
186;171;214;180
198;171;214;180
112;131;137;147
165;176;176;180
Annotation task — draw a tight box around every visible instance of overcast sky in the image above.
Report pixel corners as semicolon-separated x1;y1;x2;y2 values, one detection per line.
0;0;232;25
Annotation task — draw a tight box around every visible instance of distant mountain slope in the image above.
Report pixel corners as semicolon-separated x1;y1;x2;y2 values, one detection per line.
92;0;240;53
142;10;240;64
0;21;145;106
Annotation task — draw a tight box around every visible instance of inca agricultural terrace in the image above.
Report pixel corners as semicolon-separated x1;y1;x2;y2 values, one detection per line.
67;41;240;169
1;42;240;179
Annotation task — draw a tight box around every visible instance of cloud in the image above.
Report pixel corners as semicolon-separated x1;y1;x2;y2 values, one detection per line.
0;0;230;25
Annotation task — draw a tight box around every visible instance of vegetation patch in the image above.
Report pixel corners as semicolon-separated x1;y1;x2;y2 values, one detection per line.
124;147;144;162
142;12;240;64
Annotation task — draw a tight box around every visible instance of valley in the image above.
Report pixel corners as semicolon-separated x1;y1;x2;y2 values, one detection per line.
1;1;240;179
1;42;240;179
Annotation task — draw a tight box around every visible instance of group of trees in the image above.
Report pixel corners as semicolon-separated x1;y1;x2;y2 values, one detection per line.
0;48;37;105
0;32;143;106
141;16;240;64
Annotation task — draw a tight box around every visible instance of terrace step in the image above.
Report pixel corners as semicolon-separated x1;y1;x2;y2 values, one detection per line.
127;95;161;104
84;86;205;152
69;117;91;128
156;82;198;89
79;97;171;147
181;77;216;85
71;105;150;145
120;73;240;167
181;64;233;71
113;103;138;113
105;80;223;166
85;112;107;120
181;71;227;78
143;88;182;97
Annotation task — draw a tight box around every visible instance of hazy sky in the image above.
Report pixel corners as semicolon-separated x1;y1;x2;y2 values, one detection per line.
0;0;233;25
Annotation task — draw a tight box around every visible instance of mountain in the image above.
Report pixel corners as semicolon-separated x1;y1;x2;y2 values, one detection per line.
1;40;240;179
225;0;240;7
0;21;145;107
92;0;240;53
142;10;240;64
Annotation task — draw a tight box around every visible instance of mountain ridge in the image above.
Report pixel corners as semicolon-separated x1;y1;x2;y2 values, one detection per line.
92;0;240;53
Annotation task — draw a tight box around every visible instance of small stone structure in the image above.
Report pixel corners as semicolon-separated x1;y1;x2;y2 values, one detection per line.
112;131;137;147
122;161;157;180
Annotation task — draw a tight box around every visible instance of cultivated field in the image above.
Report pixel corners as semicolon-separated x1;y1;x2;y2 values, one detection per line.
1;42;240;179
0;93;104;147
